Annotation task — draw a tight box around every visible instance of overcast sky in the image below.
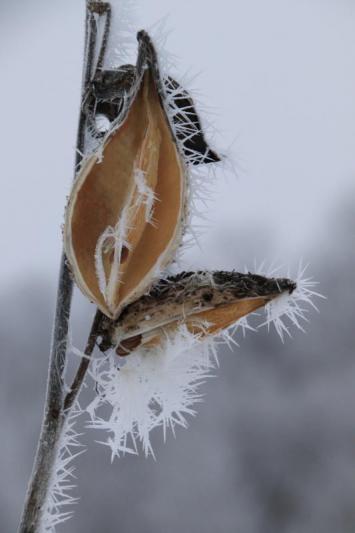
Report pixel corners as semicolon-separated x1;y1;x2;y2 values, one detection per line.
1;0;355;283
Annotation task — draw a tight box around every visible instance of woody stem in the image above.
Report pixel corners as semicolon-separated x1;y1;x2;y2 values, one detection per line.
17;3;110;532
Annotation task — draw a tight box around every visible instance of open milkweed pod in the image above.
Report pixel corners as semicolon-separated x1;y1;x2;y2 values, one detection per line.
64;32;220;319
99;271;297;355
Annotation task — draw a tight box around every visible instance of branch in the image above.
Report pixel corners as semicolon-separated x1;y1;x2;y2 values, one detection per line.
17;3;105;531
63;309;104;413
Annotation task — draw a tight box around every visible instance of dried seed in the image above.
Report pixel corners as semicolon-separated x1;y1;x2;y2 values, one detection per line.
116;335;143;356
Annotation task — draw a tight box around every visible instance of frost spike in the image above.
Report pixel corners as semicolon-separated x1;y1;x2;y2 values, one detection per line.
163;76;221;165
137;30;221;167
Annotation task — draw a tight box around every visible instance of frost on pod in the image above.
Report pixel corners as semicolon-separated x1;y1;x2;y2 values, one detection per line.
64;32;219;319
62;29;319;458
88;269;320;458
99;271;298;355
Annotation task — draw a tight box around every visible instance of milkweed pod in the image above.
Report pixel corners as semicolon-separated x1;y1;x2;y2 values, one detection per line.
136;31;221;167
64;51;188;319
102;271;297;353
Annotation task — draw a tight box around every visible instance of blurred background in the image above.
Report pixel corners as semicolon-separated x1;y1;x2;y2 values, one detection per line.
1;0;355;531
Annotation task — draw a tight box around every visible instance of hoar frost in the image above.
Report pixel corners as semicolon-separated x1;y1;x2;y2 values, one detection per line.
259;263;324;341
40;404;84;532
43;3;322;530
87;326;217;458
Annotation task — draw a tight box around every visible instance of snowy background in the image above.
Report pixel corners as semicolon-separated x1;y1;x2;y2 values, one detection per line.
1;0;355;531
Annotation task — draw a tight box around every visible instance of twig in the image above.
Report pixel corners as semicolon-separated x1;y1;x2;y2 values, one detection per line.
17;258;74;533
92;2;112;74
64;309;104;412
17;3;106;531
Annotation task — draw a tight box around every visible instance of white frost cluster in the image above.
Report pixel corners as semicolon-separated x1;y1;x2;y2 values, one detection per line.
86;326;217;459
133;168;157;225
259;263;324;341
40;405;84;533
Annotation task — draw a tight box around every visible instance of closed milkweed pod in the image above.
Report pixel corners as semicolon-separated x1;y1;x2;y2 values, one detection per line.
100;271;297;353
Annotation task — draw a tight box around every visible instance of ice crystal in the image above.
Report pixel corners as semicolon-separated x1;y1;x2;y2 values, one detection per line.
94;206;131;299
259;263;324;341
133;168;157;226
86;326;217;459
40;404;84;532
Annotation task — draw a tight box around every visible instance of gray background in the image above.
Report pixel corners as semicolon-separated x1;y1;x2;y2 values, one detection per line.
1;1;355;531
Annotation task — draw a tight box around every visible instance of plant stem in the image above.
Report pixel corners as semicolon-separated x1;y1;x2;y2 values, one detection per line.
94;2;112;74
17;258;73;533
17;3;104;531
64;309;104;413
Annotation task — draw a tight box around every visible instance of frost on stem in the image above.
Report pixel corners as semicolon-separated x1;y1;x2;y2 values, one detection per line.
87;326;217;458
40;404;84;533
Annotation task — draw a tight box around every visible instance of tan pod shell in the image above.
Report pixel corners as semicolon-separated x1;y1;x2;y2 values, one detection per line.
138;297;270;350
64;73;186;319
108;272;297;354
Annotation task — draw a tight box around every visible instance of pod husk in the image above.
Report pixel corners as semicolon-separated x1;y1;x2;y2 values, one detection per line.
100;271;297;353
64;35;189;319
